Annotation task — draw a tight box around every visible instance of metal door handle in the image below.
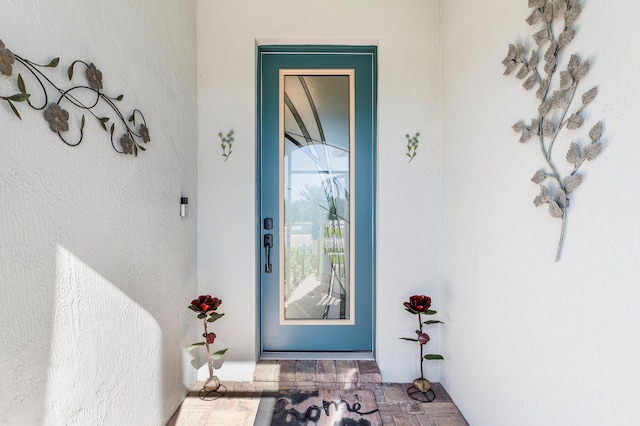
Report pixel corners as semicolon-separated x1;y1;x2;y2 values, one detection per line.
264;234;273;273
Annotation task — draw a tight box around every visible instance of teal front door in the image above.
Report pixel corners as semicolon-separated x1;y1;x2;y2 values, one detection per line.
258;46;376;354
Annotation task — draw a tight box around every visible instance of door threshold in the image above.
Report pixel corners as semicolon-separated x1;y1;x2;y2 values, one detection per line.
260;351;374;361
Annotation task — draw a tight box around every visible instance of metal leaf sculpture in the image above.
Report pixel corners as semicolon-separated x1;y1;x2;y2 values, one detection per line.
0;38;149;156
502;0;603;261
405;132;420;162
218;129;234;161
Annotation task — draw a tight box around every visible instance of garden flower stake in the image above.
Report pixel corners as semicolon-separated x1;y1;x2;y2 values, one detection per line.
188;295;228;394
401;295;443;400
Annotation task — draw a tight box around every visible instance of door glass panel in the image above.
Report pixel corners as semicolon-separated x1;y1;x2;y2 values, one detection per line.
280;71;354;323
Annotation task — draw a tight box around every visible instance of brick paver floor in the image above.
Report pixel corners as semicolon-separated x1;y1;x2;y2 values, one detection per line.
167;360;468;425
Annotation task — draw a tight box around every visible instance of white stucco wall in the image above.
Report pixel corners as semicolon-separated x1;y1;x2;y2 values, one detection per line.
442;1;640;424
197;0;442;382
0;1;198;425
4;1;635;423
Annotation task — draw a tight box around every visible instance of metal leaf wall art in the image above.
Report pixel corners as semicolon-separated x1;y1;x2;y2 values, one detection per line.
218;129;234;161
0;38;150;156
502;0;603;261
405;132;420;162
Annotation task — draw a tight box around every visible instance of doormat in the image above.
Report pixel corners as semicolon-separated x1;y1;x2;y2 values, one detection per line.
254;388;382;426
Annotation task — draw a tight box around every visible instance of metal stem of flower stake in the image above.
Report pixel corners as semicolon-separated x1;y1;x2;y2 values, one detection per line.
203;318;215;379
199;317;226;400
408;311;435;402
418;313;425;380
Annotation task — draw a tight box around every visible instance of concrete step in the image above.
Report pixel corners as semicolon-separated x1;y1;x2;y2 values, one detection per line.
253;360;381;388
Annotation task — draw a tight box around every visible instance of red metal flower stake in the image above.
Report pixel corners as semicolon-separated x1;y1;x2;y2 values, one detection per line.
401;295;444;401
188;295;228;399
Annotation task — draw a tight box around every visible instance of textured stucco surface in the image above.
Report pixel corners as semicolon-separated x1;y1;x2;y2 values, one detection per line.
0;1;198;424
197;0;442;382
6;1;636;424
441;1;640;425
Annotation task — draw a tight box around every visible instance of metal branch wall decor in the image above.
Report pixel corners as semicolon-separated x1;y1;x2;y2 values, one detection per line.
0;38;150;156
405;132;420;162
502;0;604;261
218;129;234;161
